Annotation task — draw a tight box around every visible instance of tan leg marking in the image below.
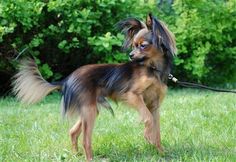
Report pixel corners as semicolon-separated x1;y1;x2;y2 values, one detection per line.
125;92;156;144
81;106;97;161
69;119;82;152
151;108;164;153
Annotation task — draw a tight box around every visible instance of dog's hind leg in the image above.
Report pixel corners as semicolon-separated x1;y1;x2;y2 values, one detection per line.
81;105;97;161
70;119;82;152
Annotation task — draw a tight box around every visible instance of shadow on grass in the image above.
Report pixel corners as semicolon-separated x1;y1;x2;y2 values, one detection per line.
164;143;234;161
87;141;235;162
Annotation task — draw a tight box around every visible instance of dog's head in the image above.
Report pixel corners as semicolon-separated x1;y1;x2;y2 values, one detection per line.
117;13;177;68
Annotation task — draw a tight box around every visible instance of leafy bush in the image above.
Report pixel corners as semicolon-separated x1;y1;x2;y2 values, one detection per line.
0;0;153;81
170;0;236;85
0;0;235;95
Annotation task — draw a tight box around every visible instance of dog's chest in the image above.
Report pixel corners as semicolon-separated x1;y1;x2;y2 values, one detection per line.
143;79;167;108
143;83;159;100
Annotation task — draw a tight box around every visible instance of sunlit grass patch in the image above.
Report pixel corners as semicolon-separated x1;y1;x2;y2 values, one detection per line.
0;90;235;161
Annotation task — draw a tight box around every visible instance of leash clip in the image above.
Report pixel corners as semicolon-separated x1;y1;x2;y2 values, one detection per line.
168;74;178;83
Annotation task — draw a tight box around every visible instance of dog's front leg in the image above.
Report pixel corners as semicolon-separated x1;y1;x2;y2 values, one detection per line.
125;92;155;144
151;107;164;153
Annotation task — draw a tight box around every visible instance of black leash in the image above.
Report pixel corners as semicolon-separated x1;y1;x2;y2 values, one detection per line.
168;74;236;94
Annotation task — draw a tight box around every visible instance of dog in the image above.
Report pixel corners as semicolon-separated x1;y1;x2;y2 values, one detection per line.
12;13;176;161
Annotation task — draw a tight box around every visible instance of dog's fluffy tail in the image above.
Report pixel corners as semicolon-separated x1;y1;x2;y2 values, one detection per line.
12;59;62;104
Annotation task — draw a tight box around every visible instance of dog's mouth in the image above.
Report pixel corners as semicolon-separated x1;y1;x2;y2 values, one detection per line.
130;56;147;63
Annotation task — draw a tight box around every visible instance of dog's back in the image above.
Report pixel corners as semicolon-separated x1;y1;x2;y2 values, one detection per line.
61;62;138;116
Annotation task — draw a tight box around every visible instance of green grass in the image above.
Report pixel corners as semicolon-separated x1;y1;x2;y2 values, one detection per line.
0;89;235;162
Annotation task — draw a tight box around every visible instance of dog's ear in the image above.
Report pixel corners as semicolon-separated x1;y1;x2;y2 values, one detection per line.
117;18;145;49
147;13;177;74
146;13;153;30
147;13;177;56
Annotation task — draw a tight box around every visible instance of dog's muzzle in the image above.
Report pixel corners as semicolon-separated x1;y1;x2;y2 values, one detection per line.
130;56;147;63
129;53;134;60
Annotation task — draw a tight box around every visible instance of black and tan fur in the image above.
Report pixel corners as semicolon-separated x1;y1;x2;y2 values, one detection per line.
12;14;176;161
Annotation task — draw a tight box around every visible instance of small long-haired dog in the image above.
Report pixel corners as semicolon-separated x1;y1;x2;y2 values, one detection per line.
13;13;176;161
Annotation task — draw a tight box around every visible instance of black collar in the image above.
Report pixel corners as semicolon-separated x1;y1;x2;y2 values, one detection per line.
149;65;163;74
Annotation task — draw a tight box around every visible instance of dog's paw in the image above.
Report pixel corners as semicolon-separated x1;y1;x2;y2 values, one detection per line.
157;146;165;154
144;129;156;145
157;145;165;154
72;145;79;154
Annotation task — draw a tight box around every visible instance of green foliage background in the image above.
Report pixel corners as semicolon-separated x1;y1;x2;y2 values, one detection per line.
0;0;235;94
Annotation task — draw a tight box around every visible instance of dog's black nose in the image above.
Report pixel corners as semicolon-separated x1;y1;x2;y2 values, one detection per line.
129;53;134;59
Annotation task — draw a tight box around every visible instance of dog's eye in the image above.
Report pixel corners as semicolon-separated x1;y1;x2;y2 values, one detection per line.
140;44;148;50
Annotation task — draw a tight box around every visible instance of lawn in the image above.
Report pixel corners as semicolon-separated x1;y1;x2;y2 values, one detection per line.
0;89;235;162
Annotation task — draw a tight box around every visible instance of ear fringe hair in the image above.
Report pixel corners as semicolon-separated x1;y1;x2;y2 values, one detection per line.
152;18;177;56
116;18;145;49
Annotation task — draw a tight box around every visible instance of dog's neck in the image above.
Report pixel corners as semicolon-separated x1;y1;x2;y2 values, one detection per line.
146;55;171;83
